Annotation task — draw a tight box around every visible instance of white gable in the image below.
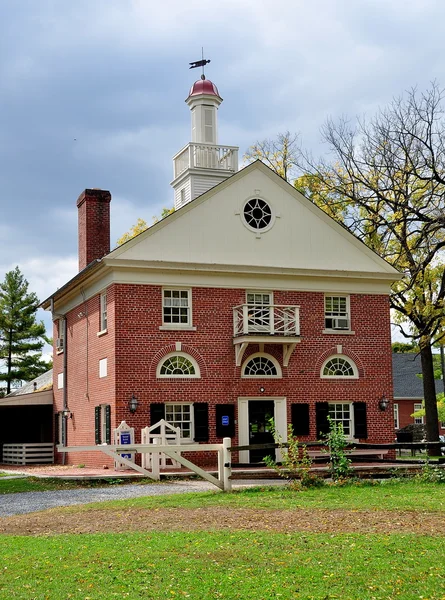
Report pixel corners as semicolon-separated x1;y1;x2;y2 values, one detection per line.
110;162;398;278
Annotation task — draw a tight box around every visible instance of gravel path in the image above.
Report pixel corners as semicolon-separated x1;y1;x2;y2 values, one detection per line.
0;479;283;518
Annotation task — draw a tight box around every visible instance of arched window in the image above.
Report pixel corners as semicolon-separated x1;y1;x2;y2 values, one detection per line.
242;353;282;378
321;355;358;378
157;352;201;378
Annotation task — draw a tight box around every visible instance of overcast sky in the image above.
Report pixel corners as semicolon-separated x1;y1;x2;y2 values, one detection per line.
2;0;445;341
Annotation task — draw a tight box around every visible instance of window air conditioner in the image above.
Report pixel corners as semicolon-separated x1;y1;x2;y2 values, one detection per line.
332;318;349;330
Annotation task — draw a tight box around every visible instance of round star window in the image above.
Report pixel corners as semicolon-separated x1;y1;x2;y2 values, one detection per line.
243;198;273;231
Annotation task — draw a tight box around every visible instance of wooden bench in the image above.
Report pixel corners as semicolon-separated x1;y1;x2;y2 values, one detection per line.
307;449;389;461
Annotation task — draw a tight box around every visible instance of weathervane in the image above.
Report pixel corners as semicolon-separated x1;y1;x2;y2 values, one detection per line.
189;47;210;79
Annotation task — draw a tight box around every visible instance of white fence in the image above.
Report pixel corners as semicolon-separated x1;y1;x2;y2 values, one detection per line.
2;443;54;465
57;438;232;491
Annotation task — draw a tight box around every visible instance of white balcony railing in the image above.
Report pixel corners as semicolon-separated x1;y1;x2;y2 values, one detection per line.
174;143;239;178
233;305;300;337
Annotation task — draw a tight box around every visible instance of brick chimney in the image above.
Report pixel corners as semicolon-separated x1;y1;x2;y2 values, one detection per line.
77;189;111;272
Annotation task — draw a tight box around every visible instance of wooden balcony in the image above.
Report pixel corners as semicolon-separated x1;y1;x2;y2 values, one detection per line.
173;142;239;178
233;304;301;366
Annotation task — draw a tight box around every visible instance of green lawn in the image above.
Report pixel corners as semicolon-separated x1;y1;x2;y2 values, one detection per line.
0;475;155;494
74;478;445;512
1;531;444;599
1;481;445;599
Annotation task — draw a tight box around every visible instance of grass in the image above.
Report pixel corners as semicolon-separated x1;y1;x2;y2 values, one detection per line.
1;531;444;599
1;481;445;599
0;476;156;495
70;478;445;513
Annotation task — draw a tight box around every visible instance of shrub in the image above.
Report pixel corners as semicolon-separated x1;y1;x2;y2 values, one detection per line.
322;417;353;481
264;422;322;489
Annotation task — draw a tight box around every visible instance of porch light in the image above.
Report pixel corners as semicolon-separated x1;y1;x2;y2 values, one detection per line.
129;394;139;413
378;394;389;411
62;410;72;419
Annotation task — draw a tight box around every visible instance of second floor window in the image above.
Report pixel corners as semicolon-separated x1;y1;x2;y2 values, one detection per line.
246;292;272;332
163;289;191;326
100;292;107;331
56;319;65;351
325;295;350;330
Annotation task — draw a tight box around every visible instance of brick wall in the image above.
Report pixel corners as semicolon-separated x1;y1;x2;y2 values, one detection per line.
54;283;395;467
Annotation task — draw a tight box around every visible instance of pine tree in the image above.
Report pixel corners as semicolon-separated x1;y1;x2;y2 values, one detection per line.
0;267;50;393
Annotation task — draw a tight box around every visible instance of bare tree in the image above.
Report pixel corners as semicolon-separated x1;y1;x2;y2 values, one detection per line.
301;83;445;444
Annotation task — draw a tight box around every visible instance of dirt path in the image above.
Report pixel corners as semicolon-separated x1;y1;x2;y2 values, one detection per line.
1;506;443;536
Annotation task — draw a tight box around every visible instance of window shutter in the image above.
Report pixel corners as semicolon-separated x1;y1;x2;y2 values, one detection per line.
353;402;368;439
61;413;67;447
94;407;100;444
291;403;310;436
55;414;60;445
150;403;165;433
215;404;235;438
315;402;330;438
105;405;111;444
194;403;209;442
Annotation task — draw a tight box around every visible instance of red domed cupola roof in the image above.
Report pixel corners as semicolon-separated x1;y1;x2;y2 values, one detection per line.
188;77;221;99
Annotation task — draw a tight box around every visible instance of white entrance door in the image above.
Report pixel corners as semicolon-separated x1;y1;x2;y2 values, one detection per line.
238;397;287;463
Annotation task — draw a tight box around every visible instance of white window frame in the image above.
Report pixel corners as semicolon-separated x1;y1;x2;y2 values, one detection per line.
165;402;194;440
321;355;358;379
160;288;194;330
328;402;354;439
56;319;65;352
241;353;282;378
394;403;399;429
156;352;201;378
413;403;424;424
100;291;107;333
246;290;273;332
323;295;352;333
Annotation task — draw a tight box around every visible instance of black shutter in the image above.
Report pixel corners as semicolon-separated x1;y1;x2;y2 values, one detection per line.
61;412;67;447
194;402;209;442
291;403;310;436
215;404;235;438
354;402;368;439
105;405;111;444
150;403;165;433
315;402;330;438
95;406;101;444
55;413;60;445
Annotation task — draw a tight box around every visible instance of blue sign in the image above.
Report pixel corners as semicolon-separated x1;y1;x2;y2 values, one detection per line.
120;431;132;460
120;432;131;445
222;415;229;426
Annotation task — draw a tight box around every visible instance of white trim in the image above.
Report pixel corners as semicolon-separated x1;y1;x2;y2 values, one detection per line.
240;195;276;235
324;294;351;332
162;287;192;328
320;354;358;379
165;402;194;440
156;351;201;378
241;353;282;378
413;403;424;424
100;291;108;332
237;397;287;463
328;401;355;440
394;403;399;429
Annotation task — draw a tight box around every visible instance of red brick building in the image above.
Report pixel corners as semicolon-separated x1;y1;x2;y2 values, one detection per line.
41;77;401;466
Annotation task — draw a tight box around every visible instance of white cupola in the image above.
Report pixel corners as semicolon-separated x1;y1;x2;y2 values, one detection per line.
171;75;239;210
